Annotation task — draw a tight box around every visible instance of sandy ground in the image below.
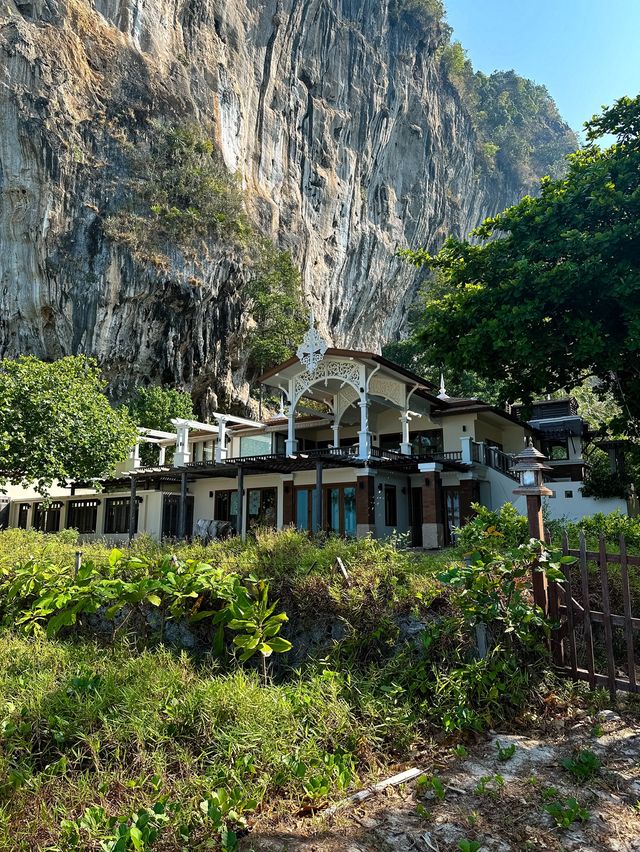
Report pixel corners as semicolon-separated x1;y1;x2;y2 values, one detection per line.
240;706;640;852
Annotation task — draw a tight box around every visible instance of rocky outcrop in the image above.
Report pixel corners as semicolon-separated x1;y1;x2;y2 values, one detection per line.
0;0;574;410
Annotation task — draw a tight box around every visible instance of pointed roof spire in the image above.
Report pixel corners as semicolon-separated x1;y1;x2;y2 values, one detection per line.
296;308;328;373
437;371;449;400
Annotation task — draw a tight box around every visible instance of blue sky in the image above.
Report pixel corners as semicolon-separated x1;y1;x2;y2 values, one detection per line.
444;0;640;140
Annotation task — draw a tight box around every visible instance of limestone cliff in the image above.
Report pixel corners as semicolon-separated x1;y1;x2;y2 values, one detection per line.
0;0;575;411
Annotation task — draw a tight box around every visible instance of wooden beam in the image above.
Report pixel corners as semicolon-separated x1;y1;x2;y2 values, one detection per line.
128;476;137;543
177;470;188;539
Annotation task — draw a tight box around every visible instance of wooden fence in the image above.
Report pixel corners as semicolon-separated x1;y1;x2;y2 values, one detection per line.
547;531;639;695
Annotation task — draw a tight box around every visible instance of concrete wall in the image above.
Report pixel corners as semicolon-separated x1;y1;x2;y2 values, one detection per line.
543;483;627;522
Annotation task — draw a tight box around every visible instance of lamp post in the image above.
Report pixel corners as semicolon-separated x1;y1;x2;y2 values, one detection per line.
512;445;553;613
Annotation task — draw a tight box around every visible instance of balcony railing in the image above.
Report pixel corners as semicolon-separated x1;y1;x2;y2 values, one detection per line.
431;450;463;463
470;442;518;480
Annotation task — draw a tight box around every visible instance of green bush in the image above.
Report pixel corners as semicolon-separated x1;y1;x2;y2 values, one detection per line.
455;502;530;555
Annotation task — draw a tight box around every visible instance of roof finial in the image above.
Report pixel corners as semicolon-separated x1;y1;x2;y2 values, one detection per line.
437;371;449;400
296;308;328;373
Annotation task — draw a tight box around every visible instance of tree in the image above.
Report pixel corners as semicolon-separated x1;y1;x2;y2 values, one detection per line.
405;95;640;436
245;242;307;377
126;386;194;465
0;357;137;496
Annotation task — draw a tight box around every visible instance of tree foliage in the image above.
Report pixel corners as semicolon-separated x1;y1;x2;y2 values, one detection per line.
106;123;307;375
245;242;307;375
441;51;577;188
106;123;250;257
0;357;137;496
405;96;640;434
126;386;194;465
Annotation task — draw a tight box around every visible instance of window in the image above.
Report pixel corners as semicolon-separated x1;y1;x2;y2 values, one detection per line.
33;501;63;533
543;439;569;460
104;497;139;534
67;500;99;534
564;490;574;499
239;434;272;457
379;429;444;455
295;486;320;531
247;488;277;529
384;485;397;527
17;503;30;530
214;490;238;527
325;485;356;537
161;494;194;538
412;430;444;456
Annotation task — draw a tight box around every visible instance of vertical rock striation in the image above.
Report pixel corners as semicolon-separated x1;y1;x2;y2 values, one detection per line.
0;0;574;409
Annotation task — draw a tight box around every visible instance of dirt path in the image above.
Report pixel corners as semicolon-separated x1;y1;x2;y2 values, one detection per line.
241;708;640;851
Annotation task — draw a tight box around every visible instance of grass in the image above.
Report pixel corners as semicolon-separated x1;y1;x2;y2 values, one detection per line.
0;528;552;849
0;634;379;849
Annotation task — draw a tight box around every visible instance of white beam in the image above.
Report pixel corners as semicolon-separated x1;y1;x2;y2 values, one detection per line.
138;427;177;440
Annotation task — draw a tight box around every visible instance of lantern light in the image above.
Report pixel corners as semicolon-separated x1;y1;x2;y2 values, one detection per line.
511;444;553;496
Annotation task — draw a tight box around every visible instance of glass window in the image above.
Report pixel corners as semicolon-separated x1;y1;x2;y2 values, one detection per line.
295;487;320;531
214;490;238;527
104;497;138;535
33;501;63;533
344;487;356;538
412;430;444;456
161;494;194;538
17;503;29;529
384;485;397;527
325;485;356;538
239;434;272;457
247;488;277;529
67;500;99;534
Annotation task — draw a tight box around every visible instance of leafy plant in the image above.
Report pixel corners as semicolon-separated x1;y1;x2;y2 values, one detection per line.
496;741;517;762
474;774;504;796
545;797;590;829
455;503;530;555
417;774;446;801
452;744;468;758
458;841;482;852
561;749;601;783
226;577;292;682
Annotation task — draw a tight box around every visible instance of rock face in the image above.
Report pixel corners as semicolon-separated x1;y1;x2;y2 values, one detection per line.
0;0;572;410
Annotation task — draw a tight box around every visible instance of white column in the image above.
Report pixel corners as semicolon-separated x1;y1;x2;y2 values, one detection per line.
285;401;298;455
332;422;340;448
215;417;228;463
158;445;166;466
400;412;411;455
174;422;191;467
461;436;473;464
358;398;371;460
128;442;141;469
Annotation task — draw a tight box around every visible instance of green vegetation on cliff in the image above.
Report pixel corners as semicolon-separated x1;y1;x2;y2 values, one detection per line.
105;123;307;377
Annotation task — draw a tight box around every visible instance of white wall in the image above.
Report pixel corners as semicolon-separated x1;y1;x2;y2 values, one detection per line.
543;483;627;522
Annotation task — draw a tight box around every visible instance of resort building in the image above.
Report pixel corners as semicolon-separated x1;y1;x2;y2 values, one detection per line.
3;323;629;544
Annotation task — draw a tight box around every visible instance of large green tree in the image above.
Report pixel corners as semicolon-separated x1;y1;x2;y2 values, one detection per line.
0;357;137;496
126;386;194;465
406;95;640;435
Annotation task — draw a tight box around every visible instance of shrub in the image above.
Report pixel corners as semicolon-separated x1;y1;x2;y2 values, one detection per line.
455;502;530;555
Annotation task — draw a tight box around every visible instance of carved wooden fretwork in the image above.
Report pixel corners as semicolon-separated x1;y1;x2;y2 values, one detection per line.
292;359;362;406
333;386;360;425
369;375;406;408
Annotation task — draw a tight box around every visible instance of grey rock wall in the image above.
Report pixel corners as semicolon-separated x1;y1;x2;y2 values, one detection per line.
0;0;567;411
